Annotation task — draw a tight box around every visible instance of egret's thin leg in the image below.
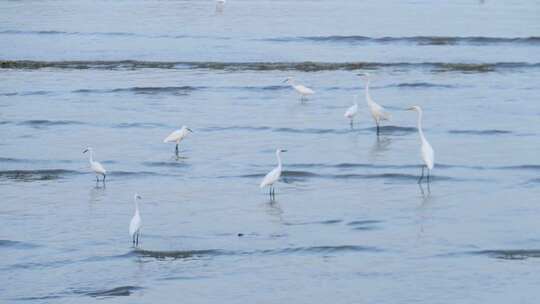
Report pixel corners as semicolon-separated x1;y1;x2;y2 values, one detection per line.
418;166;425;184
427;169;431;184
376;122;380;136
96;175;99;182
103;174;106;183
175;143;179;155
136;233;139;247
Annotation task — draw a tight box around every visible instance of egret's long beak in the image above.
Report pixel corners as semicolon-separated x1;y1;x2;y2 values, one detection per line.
281;149;288;152
406;107;415;111
187;128;193;132
282;79;288;83
83;149;88;153
136;195;142;199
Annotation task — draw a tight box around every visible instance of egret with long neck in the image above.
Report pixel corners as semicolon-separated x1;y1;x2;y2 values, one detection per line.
129;194;142;247
83;147;107;182
408;106;434;183
260;149;287;199
362;73;390;135
284;77;314;101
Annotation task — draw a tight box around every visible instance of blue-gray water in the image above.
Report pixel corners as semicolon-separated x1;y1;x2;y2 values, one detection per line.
1;1;540;303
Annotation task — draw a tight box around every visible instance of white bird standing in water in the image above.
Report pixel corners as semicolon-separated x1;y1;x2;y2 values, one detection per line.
83;147;107;182
284;77;314;101
260;149;287;198
215;0;226;12
408;106;434;183
344;95;359;126
129;194;142;247
361;73;391;135
163;126;193;155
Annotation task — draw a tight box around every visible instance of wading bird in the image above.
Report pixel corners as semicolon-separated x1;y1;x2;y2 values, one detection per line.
215;0;226;12
129;194;142;247
83;147;107;182
284;77;314;101
163;126;193;155
260;149;287;199
361;73;390;135
344;95;359;126
408;106;434;183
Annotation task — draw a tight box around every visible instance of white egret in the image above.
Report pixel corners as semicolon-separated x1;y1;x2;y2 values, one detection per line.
83;147;107;182
361;73;391;135
408;106;434;183
344;95;359;126
284;77;314;101
163;126;193;155
215;0;226;12
129;194;142;247
260;149;287;198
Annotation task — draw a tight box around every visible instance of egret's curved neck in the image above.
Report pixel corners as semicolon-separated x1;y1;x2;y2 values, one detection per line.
88;150;94;163
134;199;139;214
416;110;426;143
276;152;282;168
365;79;372;103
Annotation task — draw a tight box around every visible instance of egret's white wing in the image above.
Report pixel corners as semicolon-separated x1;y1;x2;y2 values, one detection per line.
92;161;107;175
344;104;358;118
295;84;314;95
260;167;281;188
422;141;435;170
163;130;182;143
129;214;141;237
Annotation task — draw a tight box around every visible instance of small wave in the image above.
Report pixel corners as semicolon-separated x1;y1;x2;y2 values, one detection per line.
0;169;78;181
85;286;143;297
472;249;540;260
273;127;350;135
114;122;166;129
0;239;39;249
110;171;171;177
392;82;455;89
496;165;540;171
134;249;225;260
347;220;382;231
363;126;417;135
143;161;191;168
260;245;380;255
111;86;201;95
275;35;540;46
449;129;512;135
202;126;272;132
3;60;538;73
17;119;85;128
284;219;343;226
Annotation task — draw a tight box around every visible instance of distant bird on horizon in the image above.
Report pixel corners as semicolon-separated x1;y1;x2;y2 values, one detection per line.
344;95;359;127
215;0;226;12
129;194;142;247
360;73;391;135
284;77;314;101
163;126;193;156
260;149;287;199
408;105;434;183
83;147;107;182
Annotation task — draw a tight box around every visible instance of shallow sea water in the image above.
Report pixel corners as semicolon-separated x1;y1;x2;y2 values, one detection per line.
1;1;540;303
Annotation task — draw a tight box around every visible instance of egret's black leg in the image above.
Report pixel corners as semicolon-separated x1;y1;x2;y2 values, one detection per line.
96;175;99;182
418;166;425;184
427;169;431;184
376;123;380;136
136;233;139;247
132;235;135;247
103;174;106;183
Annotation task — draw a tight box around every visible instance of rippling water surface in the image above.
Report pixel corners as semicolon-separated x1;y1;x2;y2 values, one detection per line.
1;1;540;303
